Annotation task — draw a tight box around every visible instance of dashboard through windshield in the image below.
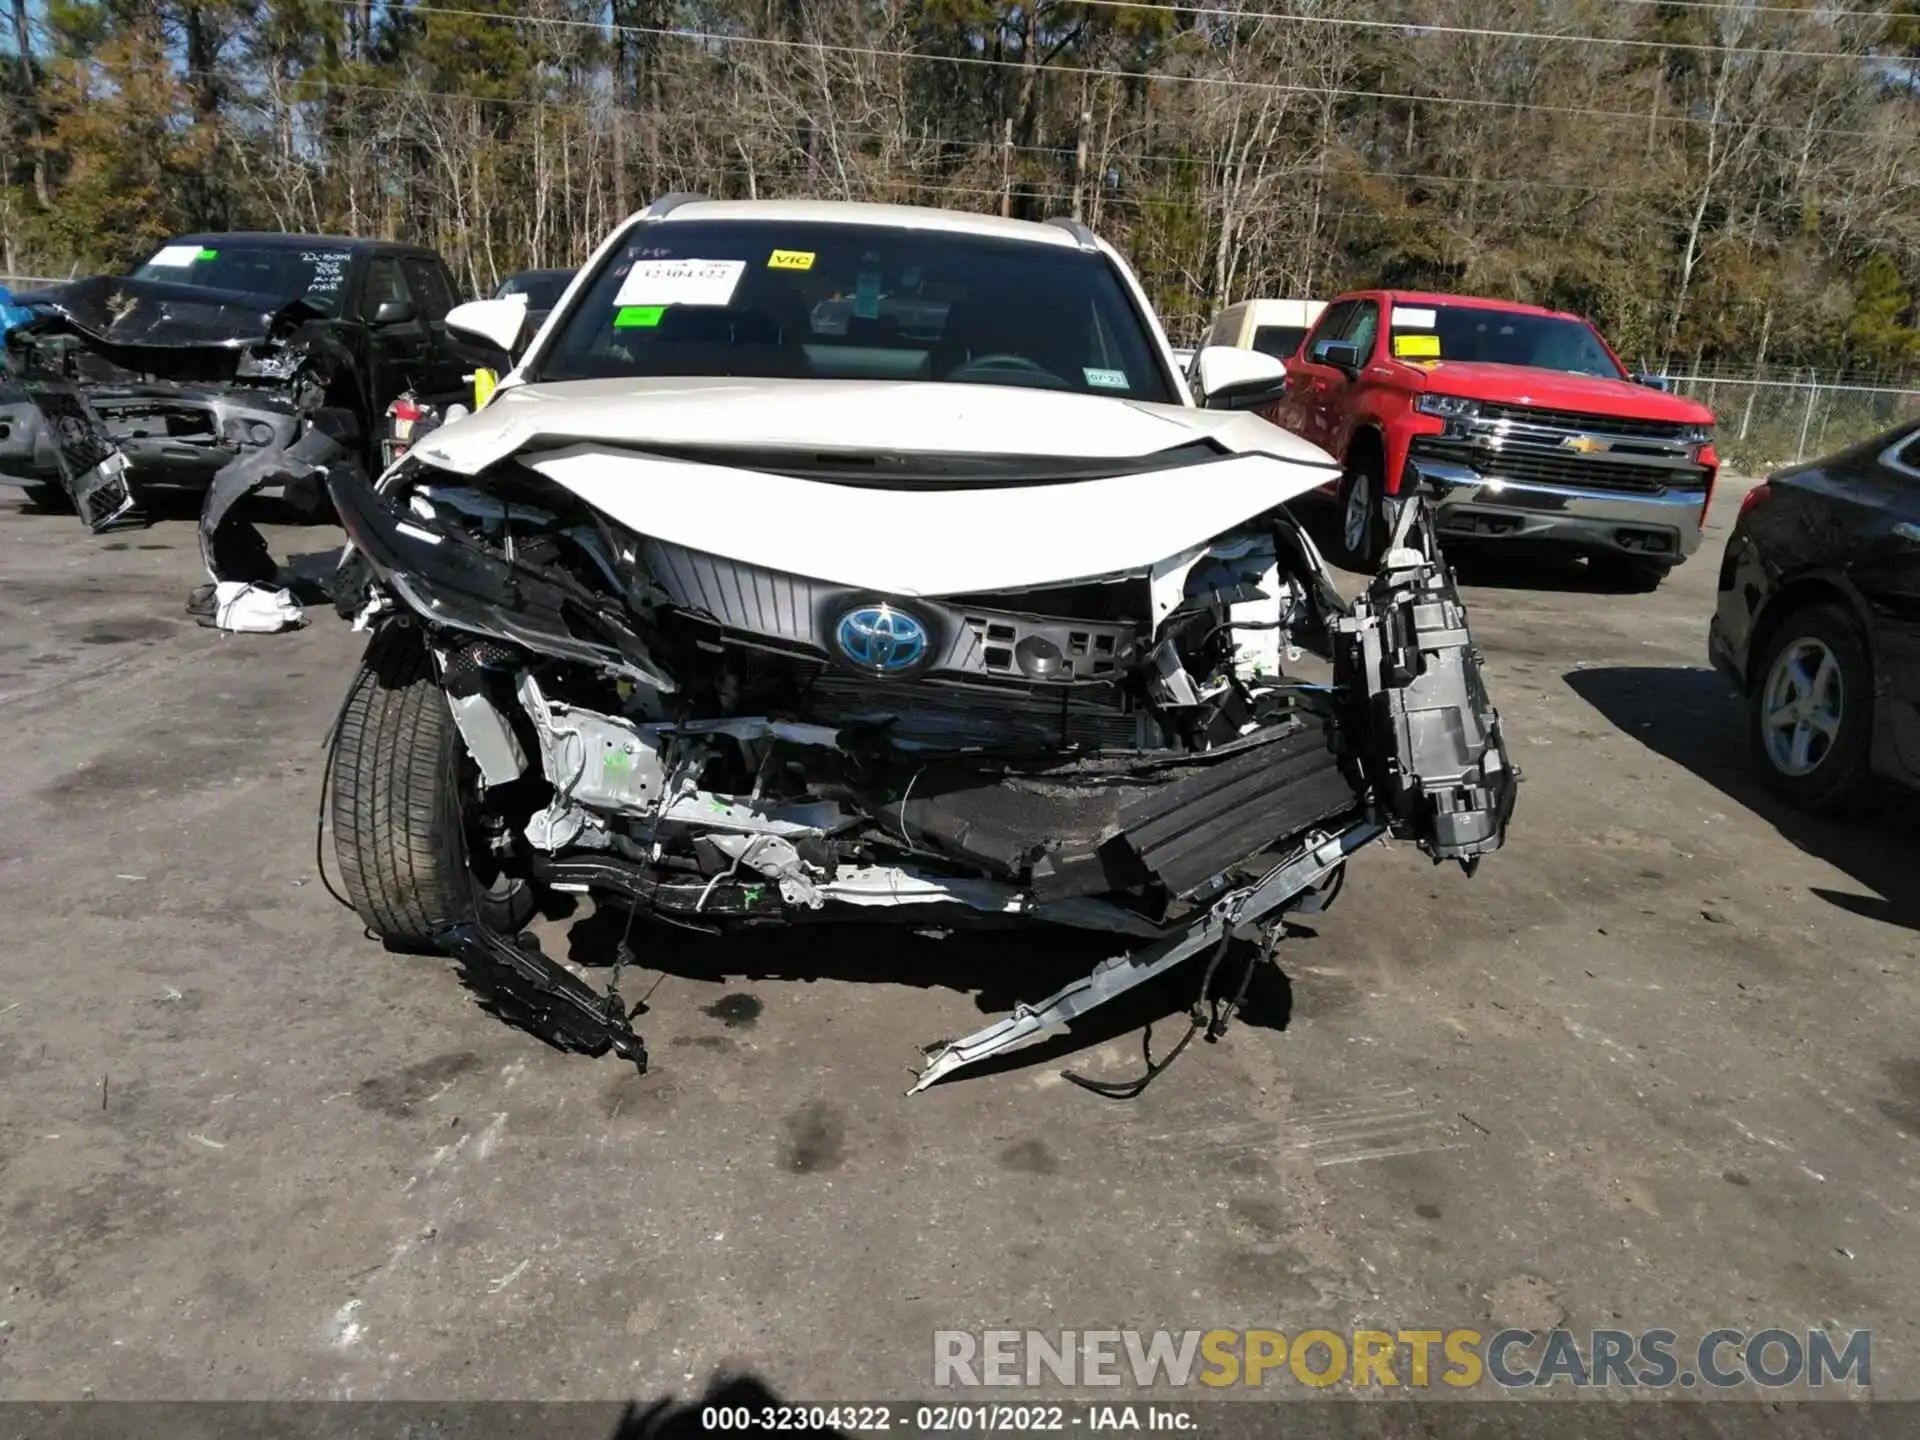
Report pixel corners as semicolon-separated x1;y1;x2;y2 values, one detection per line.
533;220;1177;403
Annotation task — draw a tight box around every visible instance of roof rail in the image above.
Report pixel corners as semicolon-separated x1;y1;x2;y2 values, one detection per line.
1043;216;1100;251
642;192;710;218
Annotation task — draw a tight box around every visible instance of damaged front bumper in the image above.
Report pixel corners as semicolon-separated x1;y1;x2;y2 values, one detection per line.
1408;453;1707;563
326;451;1518;1090
2;378;321;531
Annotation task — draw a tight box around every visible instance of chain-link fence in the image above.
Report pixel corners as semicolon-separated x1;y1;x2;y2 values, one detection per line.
1669;365;1920;473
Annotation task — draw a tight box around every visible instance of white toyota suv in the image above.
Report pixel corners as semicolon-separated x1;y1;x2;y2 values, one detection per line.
320;197;1515;1090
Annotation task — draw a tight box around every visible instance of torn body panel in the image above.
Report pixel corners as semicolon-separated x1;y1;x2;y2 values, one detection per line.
323;424;1517;1086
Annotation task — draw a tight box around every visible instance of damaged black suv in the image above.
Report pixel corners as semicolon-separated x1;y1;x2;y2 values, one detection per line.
0;233;474;529
321;197;1517;1090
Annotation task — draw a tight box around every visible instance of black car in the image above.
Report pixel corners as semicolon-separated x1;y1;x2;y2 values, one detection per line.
1709;419;1920;808
491;267;575;310
0;233;476;528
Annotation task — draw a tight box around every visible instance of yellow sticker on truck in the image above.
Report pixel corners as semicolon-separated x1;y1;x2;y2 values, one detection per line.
1393;333;1441;359
768;250;816;271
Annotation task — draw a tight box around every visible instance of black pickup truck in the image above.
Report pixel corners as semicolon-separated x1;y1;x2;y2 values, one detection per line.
0;233;479;529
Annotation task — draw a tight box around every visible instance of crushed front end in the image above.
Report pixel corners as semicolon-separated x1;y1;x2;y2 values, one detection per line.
0;275;340;531
324;443;1516;1089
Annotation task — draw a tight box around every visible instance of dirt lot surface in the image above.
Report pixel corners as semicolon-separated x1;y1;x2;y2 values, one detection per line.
1;479;1915;1404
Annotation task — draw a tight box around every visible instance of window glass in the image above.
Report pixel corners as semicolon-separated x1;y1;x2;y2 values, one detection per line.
1251;324;1308;360
1344;302;1380;362
403;259;454;320
1387;304;1624;378
132;243;353;317
495;271;576;309
535;220;1176;402
361;257;411;320
1206;308;1243;348
1305;301;1354;360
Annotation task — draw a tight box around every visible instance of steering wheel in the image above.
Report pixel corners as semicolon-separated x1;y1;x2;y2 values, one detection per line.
946;353;1064;385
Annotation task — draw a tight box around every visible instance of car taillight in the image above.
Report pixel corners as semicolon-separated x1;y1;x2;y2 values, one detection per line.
1737;482;1771;522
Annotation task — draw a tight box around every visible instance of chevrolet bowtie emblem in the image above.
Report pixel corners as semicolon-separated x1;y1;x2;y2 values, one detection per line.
1562;434;1610;455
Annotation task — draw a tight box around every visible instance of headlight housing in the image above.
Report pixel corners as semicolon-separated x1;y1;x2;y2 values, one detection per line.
1415;393;1478;419
1678;423;1713;444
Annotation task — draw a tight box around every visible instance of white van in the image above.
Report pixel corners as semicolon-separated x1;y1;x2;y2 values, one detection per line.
1199;298;1327;362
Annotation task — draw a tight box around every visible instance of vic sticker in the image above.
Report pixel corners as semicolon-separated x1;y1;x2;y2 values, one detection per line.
613;259;746;309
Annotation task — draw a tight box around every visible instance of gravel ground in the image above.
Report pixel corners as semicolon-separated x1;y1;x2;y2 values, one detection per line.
0;477;1914;1405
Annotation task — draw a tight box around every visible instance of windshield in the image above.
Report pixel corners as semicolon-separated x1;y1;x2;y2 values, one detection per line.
132;243;353;317
1251;324;1308;360
495;270;575;309
1389;303;1624;379
534;220;1176;402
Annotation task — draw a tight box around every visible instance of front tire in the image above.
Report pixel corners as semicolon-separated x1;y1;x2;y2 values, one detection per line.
1746;602;1872;812
330;624;535;949
1332;454;1387;571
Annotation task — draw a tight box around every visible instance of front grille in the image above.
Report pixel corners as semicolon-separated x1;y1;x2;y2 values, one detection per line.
644;539;1141;683
92;398;217;443
1474;400;1696;441
1410;436;1708;495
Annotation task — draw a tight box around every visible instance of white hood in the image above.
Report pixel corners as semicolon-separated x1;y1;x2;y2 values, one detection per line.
410;378;1340;595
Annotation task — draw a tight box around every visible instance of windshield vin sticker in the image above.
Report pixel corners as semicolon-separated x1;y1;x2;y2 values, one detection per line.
767;249;815;271
148;244;204;267
613;258;745;309
1084;368;1129;389
1392;306;1437;329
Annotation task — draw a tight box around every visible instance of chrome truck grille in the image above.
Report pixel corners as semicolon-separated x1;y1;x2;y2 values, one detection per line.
1410;402;1710;497
1470;401;1696;442
1409;436;1709;495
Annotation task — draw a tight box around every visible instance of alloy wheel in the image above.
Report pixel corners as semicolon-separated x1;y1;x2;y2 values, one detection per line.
1759;637;1844;777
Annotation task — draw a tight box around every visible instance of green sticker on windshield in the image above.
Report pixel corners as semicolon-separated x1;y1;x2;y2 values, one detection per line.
197;248;219;260
614;305;665;329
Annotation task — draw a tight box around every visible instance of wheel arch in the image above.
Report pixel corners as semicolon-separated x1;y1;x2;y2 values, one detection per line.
1746;570;1877;697
1344;421;1387;477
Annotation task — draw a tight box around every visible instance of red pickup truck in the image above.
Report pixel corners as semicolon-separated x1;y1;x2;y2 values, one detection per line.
1266;291;1718;591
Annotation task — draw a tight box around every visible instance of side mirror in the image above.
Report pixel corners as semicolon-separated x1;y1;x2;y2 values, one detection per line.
372;298;417;327
1632;372;1671;391
1192;345;1291;411
446;296;530;357
1311;339;1362;372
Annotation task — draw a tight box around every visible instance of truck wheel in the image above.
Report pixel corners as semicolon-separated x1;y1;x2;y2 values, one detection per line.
329;623;535;950
1332;455;1387;571
1746;602;1872;812
1588;553;1670;592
